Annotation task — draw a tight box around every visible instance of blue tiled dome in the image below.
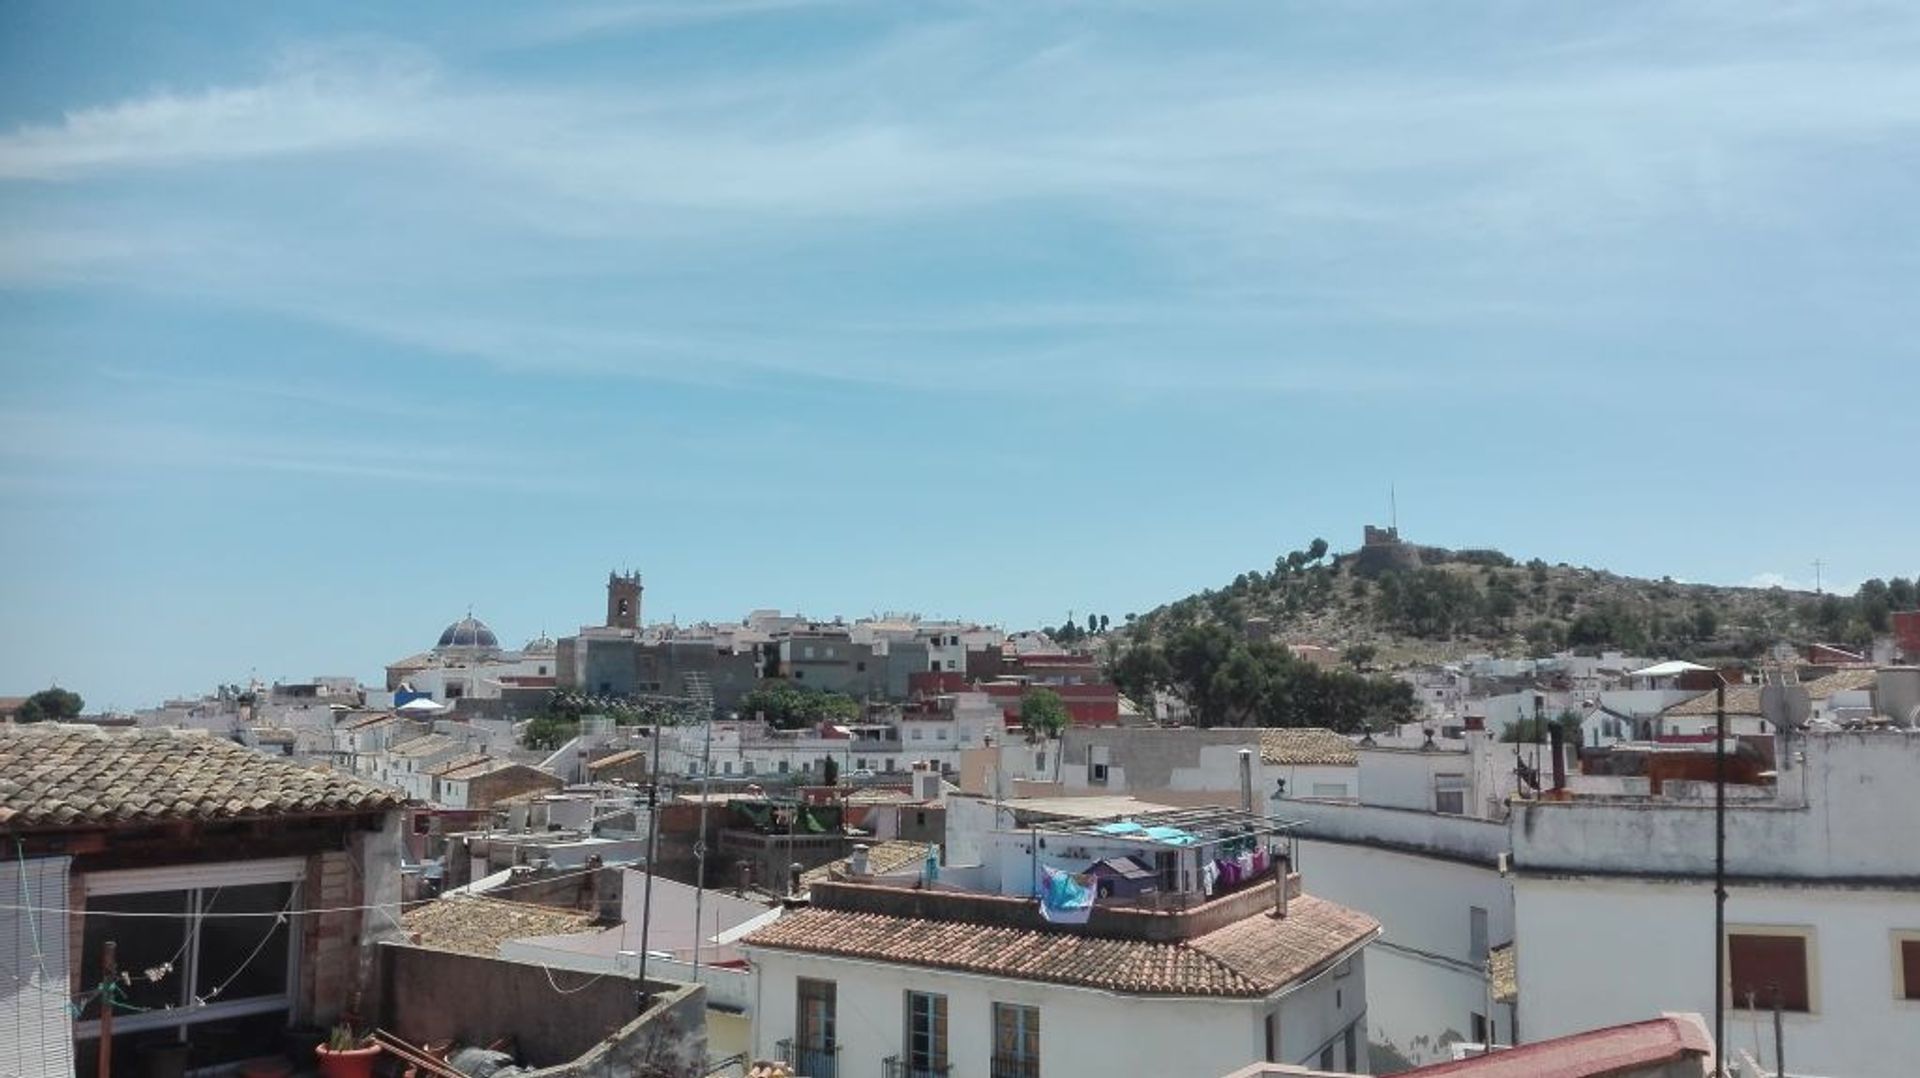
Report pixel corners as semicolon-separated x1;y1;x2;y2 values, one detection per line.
436;616;499;651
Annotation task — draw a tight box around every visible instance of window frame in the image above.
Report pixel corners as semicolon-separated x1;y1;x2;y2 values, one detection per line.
1892;930;1920;1002
992;1001;1040;1070
74;858;304;1043
1725;924;1818;1014
797;977;836;1050
905;989;949;1071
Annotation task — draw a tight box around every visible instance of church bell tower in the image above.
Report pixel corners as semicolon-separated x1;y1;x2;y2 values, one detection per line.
607;570;642;630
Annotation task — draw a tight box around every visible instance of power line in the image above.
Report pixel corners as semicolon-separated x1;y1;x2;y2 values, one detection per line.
0;859;613;920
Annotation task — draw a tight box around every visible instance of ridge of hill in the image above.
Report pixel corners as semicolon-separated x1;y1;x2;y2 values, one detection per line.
1114;530;1918;670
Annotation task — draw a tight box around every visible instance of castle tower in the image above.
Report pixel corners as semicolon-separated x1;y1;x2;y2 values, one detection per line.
607;570;642;630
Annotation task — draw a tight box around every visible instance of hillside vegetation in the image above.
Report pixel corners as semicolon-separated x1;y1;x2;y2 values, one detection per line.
1105;534;1916;730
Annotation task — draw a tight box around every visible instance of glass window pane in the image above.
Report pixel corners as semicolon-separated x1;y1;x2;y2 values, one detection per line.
195;882;294;1003
81;891;190;1018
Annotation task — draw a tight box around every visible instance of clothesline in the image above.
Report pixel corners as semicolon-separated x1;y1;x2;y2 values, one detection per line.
0;858;610;920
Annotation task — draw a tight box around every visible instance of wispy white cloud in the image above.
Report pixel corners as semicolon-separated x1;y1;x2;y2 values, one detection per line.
0;407;566;491
3;3;1917;396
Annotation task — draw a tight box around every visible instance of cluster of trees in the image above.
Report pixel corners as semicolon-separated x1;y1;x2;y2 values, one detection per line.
1049;613;1113;645
738;681;860;730
11;688;83;723
522;713;579;751
1137;538;1339;635
1812;577;1920;646
1109;623;1415;732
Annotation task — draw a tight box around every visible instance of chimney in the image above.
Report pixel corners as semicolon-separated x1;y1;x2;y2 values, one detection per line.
1238;749;1254;813
1548;724;1567;792
788;861;804;897
1273;849;1291;919
594;861;623;923
849;843;871;876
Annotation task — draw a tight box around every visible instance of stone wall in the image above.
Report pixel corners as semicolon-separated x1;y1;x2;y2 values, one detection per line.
380;944;706;1075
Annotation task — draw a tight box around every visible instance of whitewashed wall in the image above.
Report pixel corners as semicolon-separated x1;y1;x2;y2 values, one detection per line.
745;946;1368;1078
1514;876;1918;1078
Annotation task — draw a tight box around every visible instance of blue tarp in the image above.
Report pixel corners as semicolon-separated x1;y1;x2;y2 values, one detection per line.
1093;820;1145;835
1143;825;1198;845
1037;865;1095;924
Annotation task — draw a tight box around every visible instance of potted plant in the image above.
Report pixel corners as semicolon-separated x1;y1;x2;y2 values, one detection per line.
314;1023;380;1078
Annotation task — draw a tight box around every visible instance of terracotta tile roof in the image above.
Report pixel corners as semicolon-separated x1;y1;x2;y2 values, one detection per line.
1665;669;1883;719
1399;1013;1711;1077
390;733;459;758
400;895;598;957
0;724;404;830
1802;668;1880;697
1663;686;1759;717
427;751;491;777
438;757;511;781
1260;727;1358;766
744;894;1378;997
799;841;934;889
586;747;648;771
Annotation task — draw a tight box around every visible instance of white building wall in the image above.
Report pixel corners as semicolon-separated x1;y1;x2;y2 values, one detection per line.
746;947;1368;1078
1514;876;1917;1078
1296;838;1512;1065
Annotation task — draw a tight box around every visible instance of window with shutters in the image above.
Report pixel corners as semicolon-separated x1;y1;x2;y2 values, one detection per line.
1727;927;1814;1013
1894;932;1920;1001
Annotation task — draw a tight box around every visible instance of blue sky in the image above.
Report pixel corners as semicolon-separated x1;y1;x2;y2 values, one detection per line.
2;1;1916;709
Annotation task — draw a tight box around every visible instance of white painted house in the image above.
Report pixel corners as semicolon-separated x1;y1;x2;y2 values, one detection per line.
1508;728;1920;1078
1282;800;1513;1068
743;806;1381;1078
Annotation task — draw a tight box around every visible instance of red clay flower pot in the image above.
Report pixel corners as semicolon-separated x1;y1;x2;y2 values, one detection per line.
314;1044;381;1078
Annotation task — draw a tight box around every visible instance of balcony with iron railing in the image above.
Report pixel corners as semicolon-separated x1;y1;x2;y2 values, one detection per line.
989;1054;1040;1078
882;1056;953;1078
776;1037;840;1078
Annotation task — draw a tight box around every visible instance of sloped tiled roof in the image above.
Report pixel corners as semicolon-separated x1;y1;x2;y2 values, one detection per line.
389;733;458;758
1399;1014;1710;1077
1664;686;1759;717
426;751;490;777
1803;668;1880;697
800;841;934;889
0;724;404;830
586;747;648;771
744;894;1377;997
1665;669;1883;719
400;895;597;956
1260;727;1358;766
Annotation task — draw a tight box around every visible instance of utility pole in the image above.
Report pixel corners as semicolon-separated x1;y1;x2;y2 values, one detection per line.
690;674;714;985
1811;559;1824;596
1713;676;1727;1077
98;940;116;1078
636;706;662;1015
